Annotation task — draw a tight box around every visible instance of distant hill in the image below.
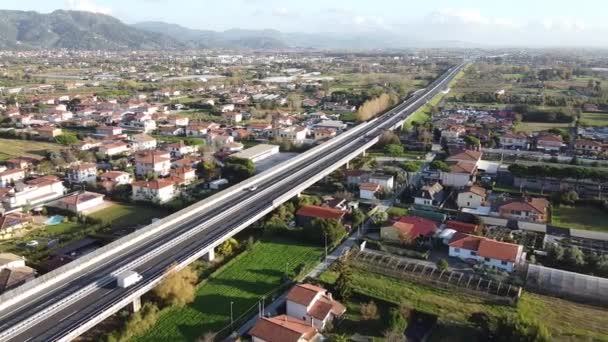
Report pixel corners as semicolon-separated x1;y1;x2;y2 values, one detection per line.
0;10;182;50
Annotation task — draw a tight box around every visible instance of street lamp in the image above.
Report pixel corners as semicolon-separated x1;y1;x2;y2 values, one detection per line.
324;232;328;263
230;301;234;329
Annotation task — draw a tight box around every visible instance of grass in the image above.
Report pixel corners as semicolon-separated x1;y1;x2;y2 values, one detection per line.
386;207;408;218
580;112;608;127
551;205;608;232
319;266;608;341
135;237;324;341
0;138;63;159
90;203;169;230
45;221;82;235
514;122;572;133
332;295;393;339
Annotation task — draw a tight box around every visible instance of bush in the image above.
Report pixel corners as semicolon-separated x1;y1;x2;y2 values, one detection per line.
154;265;198;307
386;207;408;218
106;303;160;342
436;258;449;271
360;300;379;320
388;307;407;332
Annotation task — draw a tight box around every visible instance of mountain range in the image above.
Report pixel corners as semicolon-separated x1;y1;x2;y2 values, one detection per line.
0;9;479;50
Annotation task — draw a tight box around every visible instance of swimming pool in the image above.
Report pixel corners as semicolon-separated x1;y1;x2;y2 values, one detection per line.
45;215;64;226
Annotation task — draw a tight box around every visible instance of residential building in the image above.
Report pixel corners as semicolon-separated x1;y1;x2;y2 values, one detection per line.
52;191;104;213
0;213;32;238
99;142;130;157
448;233;524;272
575;139;605;155
0;169;25;188
498;197;550;223
67;163;97;184
414;182;445;207
130;133;157;151
36;126;62;139
368;174;394;191
168;115;189;127
135;150;171;177
296;205;346;226
158;125;184;136
2;176;65;210
285;283;346;330
445;220;479;234
456;185;487;209
345;170;369;186
249;315;321;342
313;128;336;141
440;150;481;188
170;167;197;185
221;104;235;112
0;253;36;293
441;125;466;140
131;179;177;203
359;182;380;200
96;125;123;136
381;216;438;243
222;111;242;123
536;133;564;152
99;171;132;192
165;141;197;158
500;131;529;149
275;126;307;144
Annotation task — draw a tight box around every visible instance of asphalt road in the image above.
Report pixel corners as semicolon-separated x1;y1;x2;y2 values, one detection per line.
0;63;464;342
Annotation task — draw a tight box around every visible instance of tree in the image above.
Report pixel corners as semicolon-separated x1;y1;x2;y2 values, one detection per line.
430;160;450;172
385;144;404;157
360;300;379;320
401;161;423;172
222;157;255;183
217;238;240;257
463;135;481;148
36;160;55;175
154;265;198;307
379;130;400;146
546;243;564;262
306;218;347;247
54;133;79;145
263;215;289;234
370;211;389;226
388;307;407;333
334;259;352;300
197;160;218;181
436;258;449;271
349;209;365;228
563;246;585;268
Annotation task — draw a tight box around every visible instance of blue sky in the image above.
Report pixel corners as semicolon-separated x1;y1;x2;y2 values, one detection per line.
2;0;608;45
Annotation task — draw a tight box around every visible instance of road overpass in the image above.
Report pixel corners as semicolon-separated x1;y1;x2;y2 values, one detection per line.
0;63;465;342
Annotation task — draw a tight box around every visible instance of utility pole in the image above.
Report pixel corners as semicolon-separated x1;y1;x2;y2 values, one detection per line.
230;301;234;329
324;232;328;263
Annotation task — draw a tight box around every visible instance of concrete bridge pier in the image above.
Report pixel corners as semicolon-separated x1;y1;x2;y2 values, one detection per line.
131;296;141;313
204;248;215;262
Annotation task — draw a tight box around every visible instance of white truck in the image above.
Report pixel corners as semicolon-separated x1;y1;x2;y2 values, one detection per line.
116;271;143;288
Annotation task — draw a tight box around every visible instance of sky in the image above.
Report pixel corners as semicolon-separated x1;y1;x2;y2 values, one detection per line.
2;0;608;46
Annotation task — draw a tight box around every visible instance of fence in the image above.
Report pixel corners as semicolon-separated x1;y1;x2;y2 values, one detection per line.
350;250;521;304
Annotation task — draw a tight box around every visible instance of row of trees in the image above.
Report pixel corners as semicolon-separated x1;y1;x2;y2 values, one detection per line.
508;164;608;182
356;93;399;122
543;243;608;277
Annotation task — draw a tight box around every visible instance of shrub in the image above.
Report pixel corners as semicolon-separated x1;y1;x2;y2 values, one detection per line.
360;300;379;320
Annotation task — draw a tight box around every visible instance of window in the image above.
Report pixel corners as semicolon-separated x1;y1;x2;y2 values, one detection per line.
501;261;508;265
454;248;460;253
470;251;477;256
484;257;490;262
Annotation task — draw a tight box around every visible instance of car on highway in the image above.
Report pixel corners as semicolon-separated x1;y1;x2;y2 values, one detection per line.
116;271;143;288
247;186;258;192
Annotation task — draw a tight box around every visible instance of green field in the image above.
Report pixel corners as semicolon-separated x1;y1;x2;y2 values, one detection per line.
319;266;608;341
0;138;64;159
90;203;169;230
580;112;608;127
135;238;324;341
514;121;572;133
552;205;608;232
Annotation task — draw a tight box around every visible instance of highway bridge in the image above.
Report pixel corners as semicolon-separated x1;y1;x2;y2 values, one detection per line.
0;62;464;342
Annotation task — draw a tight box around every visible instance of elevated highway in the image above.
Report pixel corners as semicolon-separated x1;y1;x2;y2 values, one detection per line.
0;63;464;342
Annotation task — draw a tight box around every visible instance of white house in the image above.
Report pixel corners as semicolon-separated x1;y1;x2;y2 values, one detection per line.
448;233;524;272
368;174;394;191
456;185;487;209
99;171;132;192
67;163;97;184
221;104;235;112
130;133;157;151
96;125;123;136
359;182;380;200
285;283;346;330
0;169;25;188
2;176;65;210
249;315;320;342
168;115;189;127
99;142;130;157
274;126;307;145
52;191;105;213
414;182;444;207
131;179;177;203
222;111;242;123
164;141;197;158
500;131;529;149
170;167;197;185
135;151;171;177
0;253;36;293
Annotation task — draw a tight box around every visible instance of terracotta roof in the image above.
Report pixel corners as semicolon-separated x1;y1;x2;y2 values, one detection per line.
249;315;317;342
131;133;156;142
463;185;486;198
70;163;96;171
449;233;522;263
447;150;482;163
359;182;380;192
449;161;477;174
502;131;528;140
537;133;563;143
132;179;175;190
100;171;129;180
296;205;346;221
287;283;325;306
58;192;104;206
0;266;35;293
26;175;61;187
445;220;479;234
394;216;438;238
0;169;25;177
500;197;549;214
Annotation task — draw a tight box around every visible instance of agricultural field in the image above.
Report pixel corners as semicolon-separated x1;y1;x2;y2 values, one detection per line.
134;237;324;341
514;121;572;133
0;138;63;159
579;112;608;126
89;203;169;230
319;266;608;341
552;205;608;232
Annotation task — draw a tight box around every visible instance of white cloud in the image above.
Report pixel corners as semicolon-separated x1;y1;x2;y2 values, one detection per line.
65;0;111;14
271;7;290;17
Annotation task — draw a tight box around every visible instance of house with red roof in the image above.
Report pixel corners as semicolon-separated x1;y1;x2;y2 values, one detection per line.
448;233;524;272
131;179;177;203
296;205;346;227
249;315;320;342
456;185;487;209
536;133;564;152
499;131;529;149
441;150;482;188
285;283;346;330
498;197;550;223
359;182;381;200
445;220;479;234
381;216;438;244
